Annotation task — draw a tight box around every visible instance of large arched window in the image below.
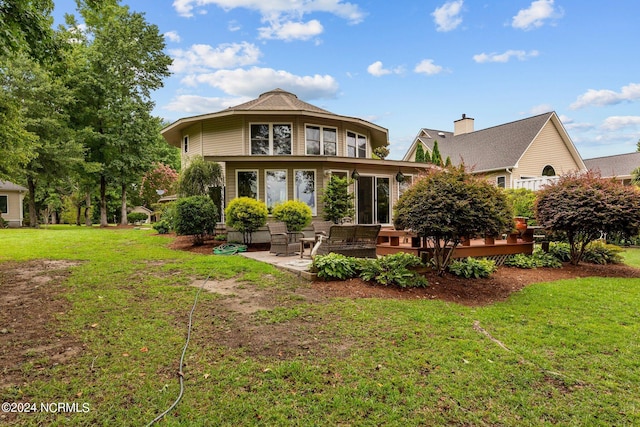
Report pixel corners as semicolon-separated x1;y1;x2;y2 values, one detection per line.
542;165;556;176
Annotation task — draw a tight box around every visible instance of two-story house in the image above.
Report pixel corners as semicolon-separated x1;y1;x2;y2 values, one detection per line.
403;112;586;190
161;89;430;239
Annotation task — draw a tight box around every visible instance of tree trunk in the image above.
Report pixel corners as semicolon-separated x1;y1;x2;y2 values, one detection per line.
84;191;92;227
27;177;38;228
120;183;128;225
100;175;108;227
76;204;81;226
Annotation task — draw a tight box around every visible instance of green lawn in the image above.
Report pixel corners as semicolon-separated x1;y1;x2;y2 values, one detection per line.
1;226;639;426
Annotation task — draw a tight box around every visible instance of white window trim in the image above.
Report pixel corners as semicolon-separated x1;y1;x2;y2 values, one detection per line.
294;169;317;216
236;169;259;199
496;175;506;188
265;169;288;210
346;130;368;158
0;194;8;214
304;124;338;156
250;123;293;156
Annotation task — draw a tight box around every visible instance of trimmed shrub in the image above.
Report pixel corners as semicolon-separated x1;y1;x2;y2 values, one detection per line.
448;257;497;278
152;220;170;234
505;248;562;269
311;253;359;280
127;212;148;223
321;175;354;224
360;252;428;288
174;196;218;245
582;241;624;265
225;197;268;245
272;200;312;232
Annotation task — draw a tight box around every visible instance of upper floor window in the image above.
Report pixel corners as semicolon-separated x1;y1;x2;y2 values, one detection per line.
251;124;292;155
347;131;367;158
542;165;556;176
305;126;337;156
183;135;189;153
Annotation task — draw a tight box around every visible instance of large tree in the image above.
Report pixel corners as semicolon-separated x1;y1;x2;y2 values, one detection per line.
0;0;56;61
65;0;171;226
2;53;83;226
535;171;640;265
394;166;513;275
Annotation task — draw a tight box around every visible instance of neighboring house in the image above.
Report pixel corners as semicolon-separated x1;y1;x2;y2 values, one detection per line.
129;205;153;223
0;181;27;227
161;89;430;240
584;152;640;185
403;112;586;190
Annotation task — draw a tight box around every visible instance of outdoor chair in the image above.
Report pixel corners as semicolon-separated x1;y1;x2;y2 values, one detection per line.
268;222;303;256
312;220;334;239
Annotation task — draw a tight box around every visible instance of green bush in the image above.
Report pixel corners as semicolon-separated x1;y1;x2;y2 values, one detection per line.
0;216;8;228
174;196;218;245
127;212;148;223
360;252;428;288
548;241;571;262
448;257;497;278
321;175;354;224
311;253;359;280
225;197;268;245
152;220;170;234
272;200;312;232
582;241;624;265
157;202;177;231
505;248;562;269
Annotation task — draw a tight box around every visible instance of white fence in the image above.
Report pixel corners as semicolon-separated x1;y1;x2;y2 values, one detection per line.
514;176;559;191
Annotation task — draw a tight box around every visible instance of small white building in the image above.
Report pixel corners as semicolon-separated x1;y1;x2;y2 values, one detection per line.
0;181;27;227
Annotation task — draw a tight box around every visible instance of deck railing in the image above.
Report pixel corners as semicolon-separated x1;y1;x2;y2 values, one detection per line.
514;176;559;191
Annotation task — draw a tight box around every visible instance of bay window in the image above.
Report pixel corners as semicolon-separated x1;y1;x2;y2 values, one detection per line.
347;131;367;158
266;170;287;209
237;170;258;199
294;170;316;215
305;126;337;156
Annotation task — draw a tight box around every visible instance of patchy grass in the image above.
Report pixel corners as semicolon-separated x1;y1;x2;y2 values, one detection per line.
1;227;640;426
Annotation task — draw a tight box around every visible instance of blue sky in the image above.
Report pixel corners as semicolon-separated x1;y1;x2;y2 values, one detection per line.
52;0;640;160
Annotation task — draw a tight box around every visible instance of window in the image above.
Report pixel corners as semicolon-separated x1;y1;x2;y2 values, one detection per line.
542;165;556;177
237;171;258;199
183;135;189;153
347;131;367;158
295;170;316;215
496;176;506;188
251;124;292;155
0;195;7;214
266;170;287;209
305;126;337;156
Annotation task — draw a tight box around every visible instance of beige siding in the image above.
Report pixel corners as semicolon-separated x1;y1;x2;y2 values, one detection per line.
478;171;512;189
0;191;24;226
514;121;581;179
202;116;244;156
181;123;202;168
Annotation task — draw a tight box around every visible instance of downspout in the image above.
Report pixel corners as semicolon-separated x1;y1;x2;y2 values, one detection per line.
506;168;513;188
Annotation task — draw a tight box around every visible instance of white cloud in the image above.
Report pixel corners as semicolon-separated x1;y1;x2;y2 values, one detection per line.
414;59;444;76
258;19;323;41
164;31;181;43
172;0;365;23
228;20;241;31
432;0;464;32
570;83;640;109
601;116;640;131
473;49;539;63
367;61;403;77
169;42;262;73
528;104;554;115
512;0;562;30
181;66;339;99
163;94;252;114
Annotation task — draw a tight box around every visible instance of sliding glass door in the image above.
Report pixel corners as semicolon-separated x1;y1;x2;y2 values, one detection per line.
356;176;390;224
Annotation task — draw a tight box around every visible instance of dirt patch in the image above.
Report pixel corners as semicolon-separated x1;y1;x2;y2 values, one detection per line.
0;260;85;390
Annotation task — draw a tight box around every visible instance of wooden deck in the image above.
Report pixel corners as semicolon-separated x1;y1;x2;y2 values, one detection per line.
376;229;536;264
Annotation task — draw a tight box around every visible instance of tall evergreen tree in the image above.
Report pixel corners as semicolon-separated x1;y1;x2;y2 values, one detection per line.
431;140;443;166
415;143;425;163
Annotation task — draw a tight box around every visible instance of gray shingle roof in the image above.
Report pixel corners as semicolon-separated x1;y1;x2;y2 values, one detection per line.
229;88;331;113
0;181;27;191
415;112;555;171
584;152;640;178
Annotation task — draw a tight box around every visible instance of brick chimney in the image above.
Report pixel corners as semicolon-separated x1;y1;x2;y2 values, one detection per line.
454;113;474;136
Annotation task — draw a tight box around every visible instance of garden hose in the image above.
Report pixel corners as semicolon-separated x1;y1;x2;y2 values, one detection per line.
213;243;247;255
